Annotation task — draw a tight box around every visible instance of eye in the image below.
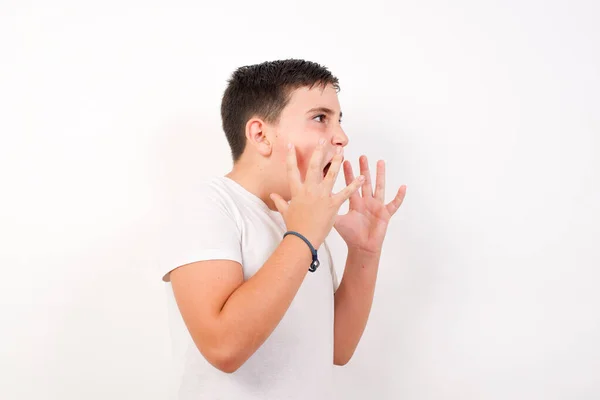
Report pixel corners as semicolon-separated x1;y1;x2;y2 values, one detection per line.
313;114;326;123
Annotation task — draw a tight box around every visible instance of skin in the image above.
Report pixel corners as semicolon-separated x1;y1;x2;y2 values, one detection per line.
170;82;407;373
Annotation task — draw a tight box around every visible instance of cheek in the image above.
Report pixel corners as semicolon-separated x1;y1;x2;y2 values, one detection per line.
282;126;321;179
295;146;313;181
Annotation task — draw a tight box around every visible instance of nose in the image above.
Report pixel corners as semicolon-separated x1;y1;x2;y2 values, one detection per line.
332;126;349;147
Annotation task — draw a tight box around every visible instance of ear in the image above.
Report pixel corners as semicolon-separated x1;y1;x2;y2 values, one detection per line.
245;117;273;157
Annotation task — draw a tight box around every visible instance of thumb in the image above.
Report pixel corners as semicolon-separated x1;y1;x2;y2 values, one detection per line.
270;193;288;215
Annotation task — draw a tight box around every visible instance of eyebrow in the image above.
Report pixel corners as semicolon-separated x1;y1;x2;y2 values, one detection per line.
306;107;343;119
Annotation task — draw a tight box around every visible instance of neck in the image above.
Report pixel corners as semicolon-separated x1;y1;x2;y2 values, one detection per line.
225;157;279;212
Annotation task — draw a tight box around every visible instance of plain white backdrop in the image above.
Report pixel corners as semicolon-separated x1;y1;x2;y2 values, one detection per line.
1;1;599;399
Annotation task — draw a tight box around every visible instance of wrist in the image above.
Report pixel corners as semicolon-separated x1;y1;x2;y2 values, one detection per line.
347;246;381;261
287;228;323;250
283;231;322;272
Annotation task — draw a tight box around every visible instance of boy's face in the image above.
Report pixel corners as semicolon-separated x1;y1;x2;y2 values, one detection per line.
268;83;349;196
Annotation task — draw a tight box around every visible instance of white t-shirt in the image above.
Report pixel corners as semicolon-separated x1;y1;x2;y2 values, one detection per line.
159;176;340;400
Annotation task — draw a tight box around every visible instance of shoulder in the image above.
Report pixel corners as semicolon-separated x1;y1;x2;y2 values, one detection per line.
163;176;244;232
179;176;240;214
192;176;234;202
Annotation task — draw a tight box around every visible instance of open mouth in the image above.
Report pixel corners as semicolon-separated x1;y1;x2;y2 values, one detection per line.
323;161;332;177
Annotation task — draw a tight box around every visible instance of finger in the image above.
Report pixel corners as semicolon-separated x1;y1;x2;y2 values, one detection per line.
334;175;365;205
386;185;407;216
285;143;301;194
270;193;289;215
359;155;373;197
306;138;327;184
323;146;344;190
374;160;386;202
342;160;360;208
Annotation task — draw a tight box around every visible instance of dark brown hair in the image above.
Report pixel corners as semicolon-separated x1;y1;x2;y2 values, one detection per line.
220;59;340;161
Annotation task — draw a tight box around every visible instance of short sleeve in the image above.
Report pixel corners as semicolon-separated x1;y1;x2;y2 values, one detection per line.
158;185;242;282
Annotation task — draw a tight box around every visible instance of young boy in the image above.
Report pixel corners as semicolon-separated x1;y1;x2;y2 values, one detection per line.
160;59;406;399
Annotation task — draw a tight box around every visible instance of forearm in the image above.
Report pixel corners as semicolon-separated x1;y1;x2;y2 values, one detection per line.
333;248;381;365
216;236;312;371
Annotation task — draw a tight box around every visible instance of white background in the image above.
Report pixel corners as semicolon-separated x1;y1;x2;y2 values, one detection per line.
1;1;599;399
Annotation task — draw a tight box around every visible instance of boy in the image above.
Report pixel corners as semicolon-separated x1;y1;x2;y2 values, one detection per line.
160;59;406;399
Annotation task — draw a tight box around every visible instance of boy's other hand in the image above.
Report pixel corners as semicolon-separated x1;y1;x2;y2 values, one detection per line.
270;139;364;249
334;156;407;255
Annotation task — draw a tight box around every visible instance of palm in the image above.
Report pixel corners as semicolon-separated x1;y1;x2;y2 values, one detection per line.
334;156;406;254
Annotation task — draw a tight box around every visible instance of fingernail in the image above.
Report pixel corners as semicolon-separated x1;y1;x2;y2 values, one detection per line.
358;175;365;182
287;143;293;150
336;146;342;154
319;138;325;145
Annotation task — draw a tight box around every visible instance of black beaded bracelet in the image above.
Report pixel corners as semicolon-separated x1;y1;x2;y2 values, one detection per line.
283;231;320;272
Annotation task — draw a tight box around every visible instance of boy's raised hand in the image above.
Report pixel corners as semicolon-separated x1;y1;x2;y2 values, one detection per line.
270;139;364;249
334;156;407;255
